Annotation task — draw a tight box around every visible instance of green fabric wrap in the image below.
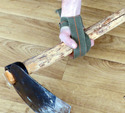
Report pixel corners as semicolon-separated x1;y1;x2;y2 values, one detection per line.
56;9;91;58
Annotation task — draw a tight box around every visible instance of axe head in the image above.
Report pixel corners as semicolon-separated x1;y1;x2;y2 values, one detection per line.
5;62;71;113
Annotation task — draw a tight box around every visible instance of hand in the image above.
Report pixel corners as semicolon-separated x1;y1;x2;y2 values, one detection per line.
60;0;94;53
59;26;77;49
59;26;94;49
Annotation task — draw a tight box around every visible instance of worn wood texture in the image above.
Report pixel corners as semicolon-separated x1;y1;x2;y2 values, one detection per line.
5;8;125;84
24;8;125;74
0;0;125;113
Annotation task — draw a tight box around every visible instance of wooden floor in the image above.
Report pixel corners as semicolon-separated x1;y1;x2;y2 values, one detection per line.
0;0;125;113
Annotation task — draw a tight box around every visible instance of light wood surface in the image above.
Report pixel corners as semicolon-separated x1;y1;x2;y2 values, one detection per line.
0;0;125;113
4;8;125;84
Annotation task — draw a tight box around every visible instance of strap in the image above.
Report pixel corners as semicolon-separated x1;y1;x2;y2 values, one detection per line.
56;9;91;58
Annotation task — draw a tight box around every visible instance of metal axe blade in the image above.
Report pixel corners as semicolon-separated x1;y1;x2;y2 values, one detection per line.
4;8;125;113
8;64;71;113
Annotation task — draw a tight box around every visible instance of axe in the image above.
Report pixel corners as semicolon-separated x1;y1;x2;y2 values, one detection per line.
4;9;125;113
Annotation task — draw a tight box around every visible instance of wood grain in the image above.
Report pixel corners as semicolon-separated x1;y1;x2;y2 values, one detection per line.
0;0;125;113
63;57;125;94
0;67;33;113
83;0;125;12
24;8;125;74
0;5;125;47
0;12;60;47
86;34;125;64
0;37;68;80
31;74;125;113
0;99;34;113
0;0;60;23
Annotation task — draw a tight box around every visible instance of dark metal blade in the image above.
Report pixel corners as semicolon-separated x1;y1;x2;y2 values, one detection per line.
9;64;71;113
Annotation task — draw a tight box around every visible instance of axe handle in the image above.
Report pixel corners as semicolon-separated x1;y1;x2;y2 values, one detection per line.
24;8;125;74
4;9;125;85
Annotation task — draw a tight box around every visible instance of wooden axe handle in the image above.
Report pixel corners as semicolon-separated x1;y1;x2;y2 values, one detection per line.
5;9;125;84
24;9;125;74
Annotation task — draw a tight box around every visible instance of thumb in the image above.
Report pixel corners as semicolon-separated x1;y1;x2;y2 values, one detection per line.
59;33;77;49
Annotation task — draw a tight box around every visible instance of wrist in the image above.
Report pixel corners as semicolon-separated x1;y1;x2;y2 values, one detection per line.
61;0;82;17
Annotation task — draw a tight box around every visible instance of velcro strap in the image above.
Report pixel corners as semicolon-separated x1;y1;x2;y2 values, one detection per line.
56;9;91;58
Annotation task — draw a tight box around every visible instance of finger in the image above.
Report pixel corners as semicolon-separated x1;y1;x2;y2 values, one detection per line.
69;39;94;58
91;39;94;47
59;33;77;49
65;38;77;49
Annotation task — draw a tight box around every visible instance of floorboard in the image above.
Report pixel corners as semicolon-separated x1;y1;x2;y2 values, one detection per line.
0;0;125;113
